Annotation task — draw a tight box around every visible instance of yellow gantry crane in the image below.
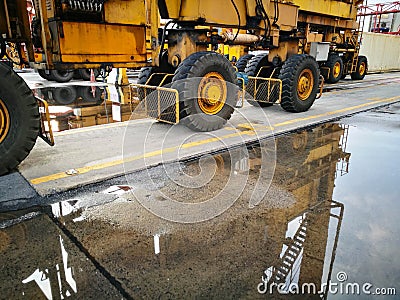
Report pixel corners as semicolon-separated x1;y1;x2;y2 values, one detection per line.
0;0;366;175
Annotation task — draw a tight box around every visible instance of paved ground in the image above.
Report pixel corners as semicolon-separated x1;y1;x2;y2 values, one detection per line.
1;71;400;202
1;104;399;299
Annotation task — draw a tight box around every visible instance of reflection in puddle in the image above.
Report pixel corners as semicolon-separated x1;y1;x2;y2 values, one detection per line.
22;236;77;300
52;123;350;298
2;121;399;298
0;213;122;299
33;85;145;132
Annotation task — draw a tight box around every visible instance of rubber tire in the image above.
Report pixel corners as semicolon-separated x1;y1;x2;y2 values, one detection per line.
78;69;100;81
137;51;176;101
137;67;158;102
351;56;368;80
244;53;275;107
38;69;53;81
137;67;152;84
50;70;74;83
0;63;40;175
244;53;273;77
52;86;78;105
77;86;102;103
279;54;320;113
137;66;165;86
172;51;237;132
325;54;343;84
236;54;254;72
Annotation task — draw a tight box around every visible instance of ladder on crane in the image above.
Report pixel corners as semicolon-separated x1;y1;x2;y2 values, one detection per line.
350;10;367;73
265;217;308;287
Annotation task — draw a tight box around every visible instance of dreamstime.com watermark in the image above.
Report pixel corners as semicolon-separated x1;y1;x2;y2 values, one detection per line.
122;78;277;223
257;271;397;296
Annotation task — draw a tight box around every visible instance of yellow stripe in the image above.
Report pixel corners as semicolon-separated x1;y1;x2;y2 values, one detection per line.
274;97;399;127
30;130;255;185
30;96;400;185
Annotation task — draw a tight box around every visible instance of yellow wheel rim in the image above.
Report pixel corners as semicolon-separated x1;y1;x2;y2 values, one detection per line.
359;62;366;76
197;72;227;115
297;69;314;101
333;62;341;78
0;98;10;143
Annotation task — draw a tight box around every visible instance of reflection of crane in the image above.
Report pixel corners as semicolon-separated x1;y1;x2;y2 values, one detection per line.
1;0;369;175
39;123;351;298
358;1;400;35
257;123;349;297
337;125;351;177
260;200;344;298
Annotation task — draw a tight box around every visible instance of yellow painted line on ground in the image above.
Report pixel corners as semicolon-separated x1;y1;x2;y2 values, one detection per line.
30;96;400;185
30;130;255;185
274;97;399;127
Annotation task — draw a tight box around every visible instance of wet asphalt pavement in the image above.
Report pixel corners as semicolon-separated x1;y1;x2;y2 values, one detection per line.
1;102;399;299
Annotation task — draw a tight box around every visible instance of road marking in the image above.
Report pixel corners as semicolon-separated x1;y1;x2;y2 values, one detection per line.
274;97;399;127
30;96;400;185
30;130;256;185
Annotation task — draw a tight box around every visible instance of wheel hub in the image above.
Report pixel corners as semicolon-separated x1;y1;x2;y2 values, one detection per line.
197;72;227;115
0;98;10;143
333;62;341;78
297;69;314;101
359;62;366;76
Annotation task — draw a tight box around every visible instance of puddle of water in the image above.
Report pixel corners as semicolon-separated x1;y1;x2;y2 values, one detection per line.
0;210;123;299
1;117;399;298
32;85;146;132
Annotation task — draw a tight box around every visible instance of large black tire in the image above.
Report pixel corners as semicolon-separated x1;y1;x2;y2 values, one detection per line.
351;56;368;80
0;63;40;175
137;66;168;86
137;51;176;101
325;54;343;84
138;67;153;85
137;67;164;102
279;54;320;113
244;53;276;107
78;69;100;81
50;70;74;83
78;86;102;103
38;69;53;81
52;86;78;105
172;51;237;132
236;54;254;72
244;53;274;77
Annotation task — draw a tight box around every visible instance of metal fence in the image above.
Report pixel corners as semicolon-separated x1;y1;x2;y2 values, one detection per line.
131;84;179;124
245;77;282;104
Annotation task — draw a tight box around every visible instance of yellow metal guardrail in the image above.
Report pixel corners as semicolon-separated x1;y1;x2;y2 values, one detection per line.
245;76;283;104
131;83;180;124
36;97;55;146
133;74;284;124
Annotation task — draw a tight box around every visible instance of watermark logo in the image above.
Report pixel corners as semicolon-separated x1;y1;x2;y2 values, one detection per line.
257;271;397;296
122;78;277;223
336;271;348;282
